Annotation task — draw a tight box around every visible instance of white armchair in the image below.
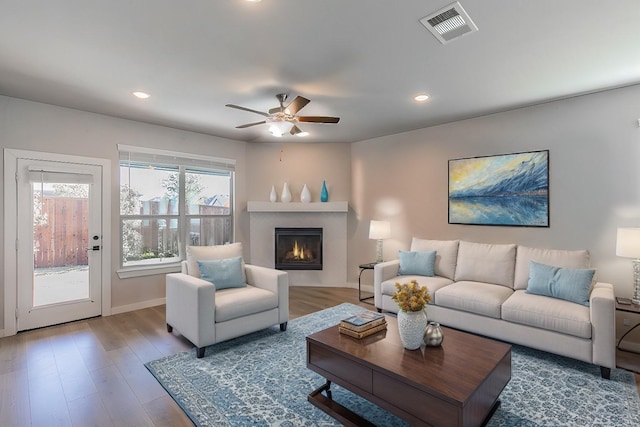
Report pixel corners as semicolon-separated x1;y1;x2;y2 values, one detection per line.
166;243;289;358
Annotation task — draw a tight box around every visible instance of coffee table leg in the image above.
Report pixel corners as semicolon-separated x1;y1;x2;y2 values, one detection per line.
310;379;332;400
482;400;501;427
308;380;376;427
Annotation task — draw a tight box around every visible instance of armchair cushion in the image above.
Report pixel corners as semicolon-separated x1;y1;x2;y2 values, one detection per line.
214;286;279;323
186;242;244;278
197;256;246;290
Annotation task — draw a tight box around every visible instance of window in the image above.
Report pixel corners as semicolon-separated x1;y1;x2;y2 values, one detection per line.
118;145;234;275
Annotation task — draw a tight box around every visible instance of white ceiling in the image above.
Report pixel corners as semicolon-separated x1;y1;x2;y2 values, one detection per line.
1;1;639;143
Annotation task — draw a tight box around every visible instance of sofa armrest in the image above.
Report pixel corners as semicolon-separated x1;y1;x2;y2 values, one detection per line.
166;273;216;347
374;260;400;309
244;264;289;324
590;282;616;369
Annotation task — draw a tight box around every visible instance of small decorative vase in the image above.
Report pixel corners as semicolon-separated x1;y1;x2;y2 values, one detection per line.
281;182;291;203
424;321;444;347
269;185;277;203
320;180;329;202
397;309;428;350
300;184;311;203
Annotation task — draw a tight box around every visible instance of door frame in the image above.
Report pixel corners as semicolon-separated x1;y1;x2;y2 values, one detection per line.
4;148;111;336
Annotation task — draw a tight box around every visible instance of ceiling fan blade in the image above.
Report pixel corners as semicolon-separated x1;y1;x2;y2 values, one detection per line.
225;104;271;118
297;116;340;123
236;120;266;129
286;96;310;115
268;106;283;115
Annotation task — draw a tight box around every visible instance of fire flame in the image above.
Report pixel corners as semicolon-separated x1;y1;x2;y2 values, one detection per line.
289;240;315;260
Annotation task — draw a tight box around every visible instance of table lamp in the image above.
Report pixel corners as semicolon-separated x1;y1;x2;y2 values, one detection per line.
369;220;391;263
616;227;640;305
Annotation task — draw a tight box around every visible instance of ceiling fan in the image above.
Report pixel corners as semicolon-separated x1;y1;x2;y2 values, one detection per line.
225;93;340;137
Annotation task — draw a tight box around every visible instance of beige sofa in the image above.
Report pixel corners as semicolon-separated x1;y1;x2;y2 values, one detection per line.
374;238;616;378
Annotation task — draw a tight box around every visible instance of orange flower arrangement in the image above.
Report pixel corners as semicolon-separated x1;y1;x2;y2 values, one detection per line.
392;280;431;312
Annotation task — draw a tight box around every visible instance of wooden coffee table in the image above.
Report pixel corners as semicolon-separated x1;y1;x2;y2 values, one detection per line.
306;316;511;427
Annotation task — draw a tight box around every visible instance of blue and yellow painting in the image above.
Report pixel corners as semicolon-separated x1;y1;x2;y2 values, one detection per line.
448;150;549;226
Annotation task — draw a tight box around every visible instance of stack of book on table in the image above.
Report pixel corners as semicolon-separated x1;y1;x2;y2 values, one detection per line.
339;311;387;339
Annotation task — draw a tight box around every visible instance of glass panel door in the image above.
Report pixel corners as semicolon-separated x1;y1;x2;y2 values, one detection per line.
17;160;102;331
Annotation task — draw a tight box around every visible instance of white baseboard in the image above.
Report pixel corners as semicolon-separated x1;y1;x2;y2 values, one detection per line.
111;297;166;315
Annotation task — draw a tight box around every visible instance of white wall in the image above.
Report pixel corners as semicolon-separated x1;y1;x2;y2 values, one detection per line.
0;96;248;331
351;84;640;297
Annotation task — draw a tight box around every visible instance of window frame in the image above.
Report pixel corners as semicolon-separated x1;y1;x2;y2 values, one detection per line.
116;145;235;279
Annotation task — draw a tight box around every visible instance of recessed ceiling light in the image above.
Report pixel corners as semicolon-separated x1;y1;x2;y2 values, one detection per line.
133;91;150;99
414;94;430;102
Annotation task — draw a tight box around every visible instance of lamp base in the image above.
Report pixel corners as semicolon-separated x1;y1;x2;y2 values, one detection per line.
632;259;640;305
375;239;383;263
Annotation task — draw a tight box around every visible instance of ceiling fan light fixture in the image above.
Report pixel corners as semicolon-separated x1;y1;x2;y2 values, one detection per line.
268;121;291;137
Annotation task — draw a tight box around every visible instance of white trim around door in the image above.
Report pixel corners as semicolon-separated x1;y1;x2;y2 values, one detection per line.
3;149;111;336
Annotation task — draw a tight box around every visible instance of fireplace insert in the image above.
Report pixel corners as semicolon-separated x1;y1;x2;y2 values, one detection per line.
275;227;322;270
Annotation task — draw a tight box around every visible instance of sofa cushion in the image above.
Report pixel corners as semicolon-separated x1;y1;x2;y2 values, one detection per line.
381;276;453;304
398;250;436;276
410;238;459;280
454;241;517;288
526;261;595;306
186;242;244;279
197;256;246;290
502;290;591;339
435;281;514;319
215;285;278;323
514;246;591;290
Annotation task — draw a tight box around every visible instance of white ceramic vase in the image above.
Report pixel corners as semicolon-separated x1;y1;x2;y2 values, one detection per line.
300;184;311;203
269;185;277;203
397;309;428;350
281;182;292;203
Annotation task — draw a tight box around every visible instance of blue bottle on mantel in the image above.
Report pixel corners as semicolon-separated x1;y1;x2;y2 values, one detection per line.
320;180;329;202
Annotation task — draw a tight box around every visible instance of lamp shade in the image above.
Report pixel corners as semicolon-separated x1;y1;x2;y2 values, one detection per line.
369;220;391;240
616;228;640;258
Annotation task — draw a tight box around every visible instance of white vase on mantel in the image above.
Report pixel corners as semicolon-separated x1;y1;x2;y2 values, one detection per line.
300;184;311;203
281;182;292;203
269;185;277;203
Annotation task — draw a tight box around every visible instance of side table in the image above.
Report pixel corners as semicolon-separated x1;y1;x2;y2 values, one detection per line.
616;301;640;349
358;262;378;304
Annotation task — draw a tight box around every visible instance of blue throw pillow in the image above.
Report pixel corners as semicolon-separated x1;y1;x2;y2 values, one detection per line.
197;256;246;290
526;261;595;306
398;250;436;276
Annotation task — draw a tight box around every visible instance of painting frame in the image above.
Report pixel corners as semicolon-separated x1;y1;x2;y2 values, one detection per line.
448;150;549;227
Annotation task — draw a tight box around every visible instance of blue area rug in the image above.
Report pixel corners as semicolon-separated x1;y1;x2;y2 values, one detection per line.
146;303;640;426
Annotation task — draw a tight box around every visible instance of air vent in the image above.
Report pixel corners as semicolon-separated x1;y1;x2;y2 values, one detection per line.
420;2;478;44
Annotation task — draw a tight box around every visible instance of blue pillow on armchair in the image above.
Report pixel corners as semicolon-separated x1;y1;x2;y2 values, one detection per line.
197;256;246;290
398;250;436;276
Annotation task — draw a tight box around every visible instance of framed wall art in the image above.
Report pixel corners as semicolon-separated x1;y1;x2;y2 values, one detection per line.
448;150;549;227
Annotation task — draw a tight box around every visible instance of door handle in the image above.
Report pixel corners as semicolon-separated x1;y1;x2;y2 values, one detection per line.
85;246;101;251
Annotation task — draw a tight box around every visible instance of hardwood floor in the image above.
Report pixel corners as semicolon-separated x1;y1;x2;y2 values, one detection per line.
0;287;371;427
0;287;637;426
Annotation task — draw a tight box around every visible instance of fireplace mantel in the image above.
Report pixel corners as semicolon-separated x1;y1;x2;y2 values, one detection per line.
247;201;348;213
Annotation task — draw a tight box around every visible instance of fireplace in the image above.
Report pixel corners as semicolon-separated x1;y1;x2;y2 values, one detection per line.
275;227;323;270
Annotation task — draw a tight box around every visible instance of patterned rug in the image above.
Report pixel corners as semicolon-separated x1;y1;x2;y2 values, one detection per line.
146;303;640;426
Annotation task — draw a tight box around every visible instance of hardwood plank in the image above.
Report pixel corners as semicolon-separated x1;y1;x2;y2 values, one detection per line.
29;371;73;427
0;369;31;427
89;365;154;426
143;395;194;427
67;392;114;427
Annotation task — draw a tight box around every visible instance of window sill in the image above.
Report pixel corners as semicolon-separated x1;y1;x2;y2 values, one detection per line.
117;264;181;279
